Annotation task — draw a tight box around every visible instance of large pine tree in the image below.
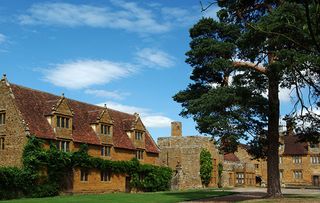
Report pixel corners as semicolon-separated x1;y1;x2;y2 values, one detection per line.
174;0;320;197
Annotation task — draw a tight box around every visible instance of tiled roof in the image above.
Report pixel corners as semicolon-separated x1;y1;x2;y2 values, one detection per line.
224;153;240;162
10;84;159;153
283;135;308;155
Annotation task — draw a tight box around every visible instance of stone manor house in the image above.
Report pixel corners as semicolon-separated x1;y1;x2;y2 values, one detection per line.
0;74;319;192
0;75;159;193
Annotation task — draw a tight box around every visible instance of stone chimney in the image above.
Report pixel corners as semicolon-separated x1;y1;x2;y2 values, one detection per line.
171;121;182;137
284;116;294;136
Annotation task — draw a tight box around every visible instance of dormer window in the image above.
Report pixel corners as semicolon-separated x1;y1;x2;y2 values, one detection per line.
101;124;112;135
0;112;5;125
57;116;70;128
135;131;143;140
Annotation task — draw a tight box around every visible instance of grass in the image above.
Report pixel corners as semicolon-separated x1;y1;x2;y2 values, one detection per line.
0;189;234;203
243;193;320;203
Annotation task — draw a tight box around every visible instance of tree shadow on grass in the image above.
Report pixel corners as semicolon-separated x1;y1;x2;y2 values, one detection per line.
162;190;235;202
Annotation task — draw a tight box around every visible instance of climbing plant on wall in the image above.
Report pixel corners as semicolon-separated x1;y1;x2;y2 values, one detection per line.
199;148;213;187
0;136;172;200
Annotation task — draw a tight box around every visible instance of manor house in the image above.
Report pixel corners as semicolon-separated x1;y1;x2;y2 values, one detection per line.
0;75;159;193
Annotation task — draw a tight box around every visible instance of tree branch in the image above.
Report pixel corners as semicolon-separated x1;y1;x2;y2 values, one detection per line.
233;61;267;74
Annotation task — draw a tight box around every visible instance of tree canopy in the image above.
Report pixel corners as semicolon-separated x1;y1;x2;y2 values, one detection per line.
174;0;319;197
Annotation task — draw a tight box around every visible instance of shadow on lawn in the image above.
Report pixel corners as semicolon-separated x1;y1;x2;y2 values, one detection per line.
285;194;320;199
162;189;235;201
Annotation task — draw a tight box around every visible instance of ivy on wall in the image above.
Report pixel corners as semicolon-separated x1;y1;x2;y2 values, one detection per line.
199;148;213;187
0;136;172;200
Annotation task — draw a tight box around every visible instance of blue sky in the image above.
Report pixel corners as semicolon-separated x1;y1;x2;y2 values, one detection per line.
0;0;308;142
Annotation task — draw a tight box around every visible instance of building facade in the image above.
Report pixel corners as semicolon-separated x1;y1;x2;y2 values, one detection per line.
0;75;159;193
158;122;222;189
278;131;320;187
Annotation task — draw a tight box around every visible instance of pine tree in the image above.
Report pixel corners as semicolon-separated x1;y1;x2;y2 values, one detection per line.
174;1;320;197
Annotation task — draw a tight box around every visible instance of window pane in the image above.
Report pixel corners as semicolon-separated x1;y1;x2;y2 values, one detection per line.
57;116;60;127
66;118;69;128
66;142;69;152
61;117;65;128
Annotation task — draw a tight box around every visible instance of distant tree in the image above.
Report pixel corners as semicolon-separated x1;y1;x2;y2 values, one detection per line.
174;0;320;197
217;162;223;188
200;149;213;187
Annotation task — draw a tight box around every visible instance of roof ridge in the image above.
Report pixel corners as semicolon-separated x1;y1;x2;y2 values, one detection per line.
11;83;135;116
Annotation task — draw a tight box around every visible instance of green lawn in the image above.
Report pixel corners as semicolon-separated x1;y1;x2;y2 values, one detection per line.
0;189;234;203
244;194;320;203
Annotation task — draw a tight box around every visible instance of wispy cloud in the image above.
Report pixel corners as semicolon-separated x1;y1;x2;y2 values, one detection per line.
43;59;135;89
97;101;172;128
18;2;170;34
84;89;130;100
18;1;202;35
0;33;6;44
135;48;175;68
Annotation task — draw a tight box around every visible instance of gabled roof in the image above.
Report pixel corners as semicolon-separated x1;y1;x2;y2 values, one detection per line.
9;84;159;153
283;135;308;155
224;153;240;162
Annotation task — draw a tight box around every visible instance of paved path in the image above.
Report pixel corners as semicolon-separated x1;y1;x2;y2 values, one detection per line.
182;187;320;203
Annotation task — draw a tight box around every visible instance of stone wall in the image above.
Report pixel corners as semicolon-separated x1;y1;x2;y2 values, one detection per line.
158;136;222;190
0;77;28;167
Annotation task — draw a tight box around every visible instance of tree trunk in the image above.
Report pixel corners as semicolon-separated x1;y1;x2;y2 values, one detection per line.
266;68;282;197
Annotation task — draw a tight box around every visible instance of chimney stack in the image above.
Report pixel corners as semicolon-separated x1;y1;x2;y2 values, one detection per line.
171;121;182;137
284;116;294;136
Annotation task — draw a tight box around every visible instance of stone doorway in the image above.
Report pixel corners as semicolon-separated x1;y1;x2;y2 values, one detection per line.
125;176;131;193
312;175;319;187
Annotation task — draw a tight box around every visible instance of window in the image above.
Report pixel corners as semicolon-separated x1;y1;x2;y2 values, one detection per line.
255;164;259;169
100;170;111;182
0;137;4;150
100;124;111;135
293;156;302;164
293;170;303;179
56;140;70;152
57;116;70;128
311;156;320;164
80;169;89;182
135;131;143;140
236;173;245;184
101;146;111;157
0;112;5;125
136;150;144;160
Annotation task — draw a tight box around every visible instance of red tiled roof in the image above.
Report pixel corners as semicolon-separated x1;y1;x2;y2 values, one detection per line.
283;135;308;155
224;153;240;162
145;131;160;153
10;84;159;153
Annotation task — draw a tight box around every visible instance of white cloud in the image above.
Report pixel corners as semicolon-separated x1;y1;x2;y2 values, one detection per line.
84;89;130;100
135;48;175;68
261;87;295;103
142;115;173;128
0;33;6;44
161;7;199;27
98;101;149;115
97;101;172;128
279;87;295;103
43;59;135;89
18;2;171;34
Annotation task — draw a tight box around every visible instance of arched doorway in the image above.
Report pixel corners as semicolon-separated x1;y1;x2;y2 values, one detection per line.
256;176;262;186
